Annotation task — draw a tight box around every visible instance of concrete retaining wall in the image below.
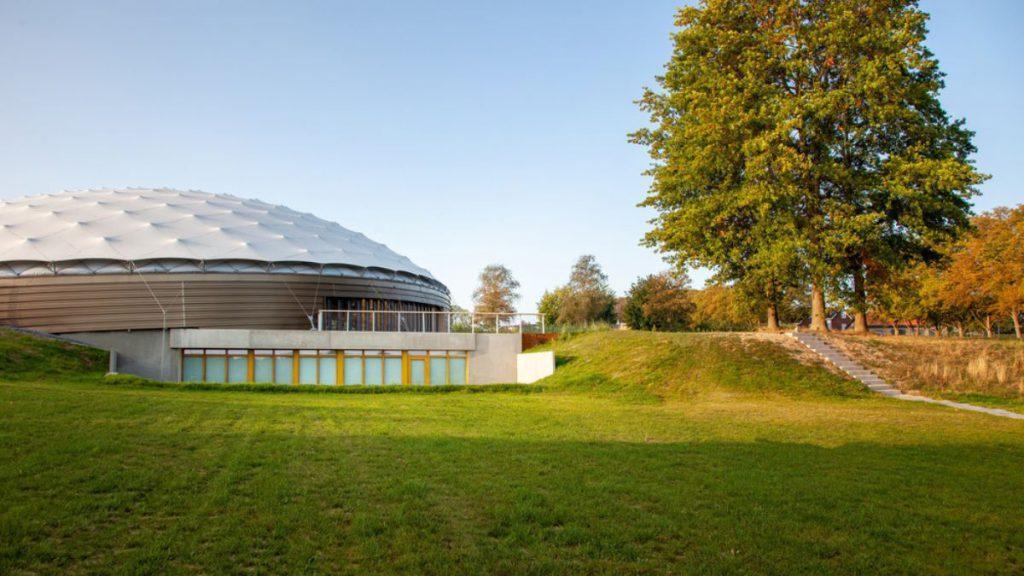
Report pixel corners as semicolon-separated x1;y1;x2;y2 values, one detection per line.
516;351;555;384
68;330;179;381
470;333;523;384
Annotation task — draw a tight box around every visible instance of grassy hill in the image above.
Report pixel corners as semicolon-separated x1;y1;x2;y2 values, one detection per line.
0;328;108;381
2;328;1023;574
538;331;866;400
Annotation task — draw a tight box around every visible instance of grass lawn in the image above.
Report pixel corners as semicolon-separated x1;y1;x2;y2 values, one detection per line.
2;329;1023;574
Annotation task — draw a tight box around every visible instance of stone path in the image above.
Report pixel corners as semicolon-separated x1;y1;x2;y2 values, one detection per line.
791;331;1024;420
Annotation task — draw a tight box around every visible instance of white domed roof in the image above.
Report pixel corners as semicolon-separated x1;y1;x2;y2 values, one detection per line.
0;188;443;290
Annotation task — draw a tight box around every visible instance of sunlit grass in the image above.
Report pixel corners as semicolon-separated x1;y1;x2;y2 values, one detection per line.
2;330;1023;574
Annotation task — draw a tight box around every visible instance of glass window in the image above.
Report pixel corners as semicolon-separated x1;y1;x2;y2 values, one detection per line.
430;357;448;385
344;357;363;385
319;356;337;385
274;356;293;384
449;358;466;385
206;356;226;383
364;357;383;385
384;357;402;385
183;357;203;382
254;357;273;383
298;357;317;384
410;359;426;386
228;355;248;383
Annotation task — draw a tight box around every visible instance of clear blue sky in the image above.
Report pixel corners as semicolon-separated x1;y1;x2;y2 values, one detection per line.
1;1;1021;309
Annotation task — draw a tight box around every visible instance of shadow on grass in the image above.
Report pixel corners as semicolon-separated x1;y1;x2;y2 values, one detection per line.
554;354;576;368
2;419;1022;575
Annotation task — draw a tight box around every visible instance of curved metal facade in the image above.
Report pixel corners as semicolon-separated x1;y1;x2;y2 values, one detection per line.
0;273;450;333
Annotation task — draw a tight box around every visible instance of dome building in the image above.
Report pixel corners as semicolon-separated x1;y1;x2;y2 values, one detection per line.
0;188;544;384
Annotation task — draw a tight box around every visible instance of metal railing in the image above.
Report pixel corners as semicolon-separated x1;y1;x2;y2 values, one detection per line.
316;310;546;334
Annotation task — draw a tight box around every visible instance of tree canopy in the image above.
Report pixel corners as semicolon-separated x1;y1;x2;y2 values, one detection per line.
632;0;986;332
623;271;695;331
536;255;617;327
472;264;520;315
866;205;1024;338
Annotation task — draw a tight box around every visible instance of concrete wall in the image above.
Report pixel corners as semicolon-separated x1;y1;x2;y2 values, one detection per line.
516;351;555;384
68;330;179;381
469;333;522;384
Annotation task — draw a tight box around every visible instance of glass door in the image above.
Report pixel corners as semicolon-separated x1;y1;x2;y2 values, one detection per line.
409;356;427;386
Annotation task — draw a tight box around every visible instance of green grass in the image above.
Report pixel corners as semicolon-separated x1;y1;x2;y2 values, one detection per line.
0;328;108;381
2;330;1023;574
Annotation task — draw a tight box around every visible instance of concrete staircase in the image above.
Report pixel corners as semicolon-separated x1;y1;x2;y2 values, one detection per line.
791;331;902;397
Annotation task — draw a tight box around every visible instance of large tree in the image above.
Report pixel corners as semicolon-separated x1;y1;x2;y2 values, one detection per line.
623;271;695;331
557;255;617;326
472;264;520;316
971;207;1024;338
537;285;569;329
633;0;984;332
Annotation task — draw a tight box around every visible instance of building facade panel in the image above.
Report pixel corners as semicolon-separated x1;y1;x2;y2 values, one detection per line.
0;273;449;333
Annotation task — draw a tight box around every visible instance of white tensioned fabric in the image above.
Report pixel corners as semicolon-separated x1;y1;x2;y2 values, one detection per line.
0;188;446;293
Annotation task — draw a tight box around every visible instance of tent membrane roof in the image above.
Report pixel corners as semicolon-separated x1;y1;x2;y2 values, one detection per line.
0;188;445;291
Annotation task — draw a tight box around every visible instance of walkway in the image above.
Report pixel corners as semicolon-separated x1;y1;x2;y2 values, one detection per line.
791;331;1024;420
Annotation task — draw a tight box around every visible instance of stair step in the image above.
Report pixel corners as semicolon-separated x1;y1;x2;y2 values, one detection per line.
792;333;901;398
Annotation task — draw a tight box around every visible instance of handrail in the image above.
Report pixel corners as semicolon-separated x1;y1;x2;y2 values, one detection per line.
315;310;545;334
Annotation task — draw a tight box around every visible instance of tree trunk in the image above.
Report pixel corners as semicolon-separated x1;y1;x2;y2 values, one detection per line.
956;322;964;338
766;303;780;332
852;263;868;333
765;280;780;332
1013;311;1022;340
853;312;868;334
810;284;828;332
891;322;898;336
984;315;993;338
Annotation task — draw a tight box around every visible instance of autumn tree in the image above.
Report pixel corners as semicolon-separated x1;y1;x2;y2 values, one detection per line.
472;264;519;317
690;285;760;332
870;265;927;336
972;207;1024;338
623;272;695;331
633;0;984;332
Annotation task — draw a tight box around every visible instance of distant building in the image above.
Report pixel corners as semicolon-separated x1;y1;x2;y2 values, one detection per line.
798;312;854;331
